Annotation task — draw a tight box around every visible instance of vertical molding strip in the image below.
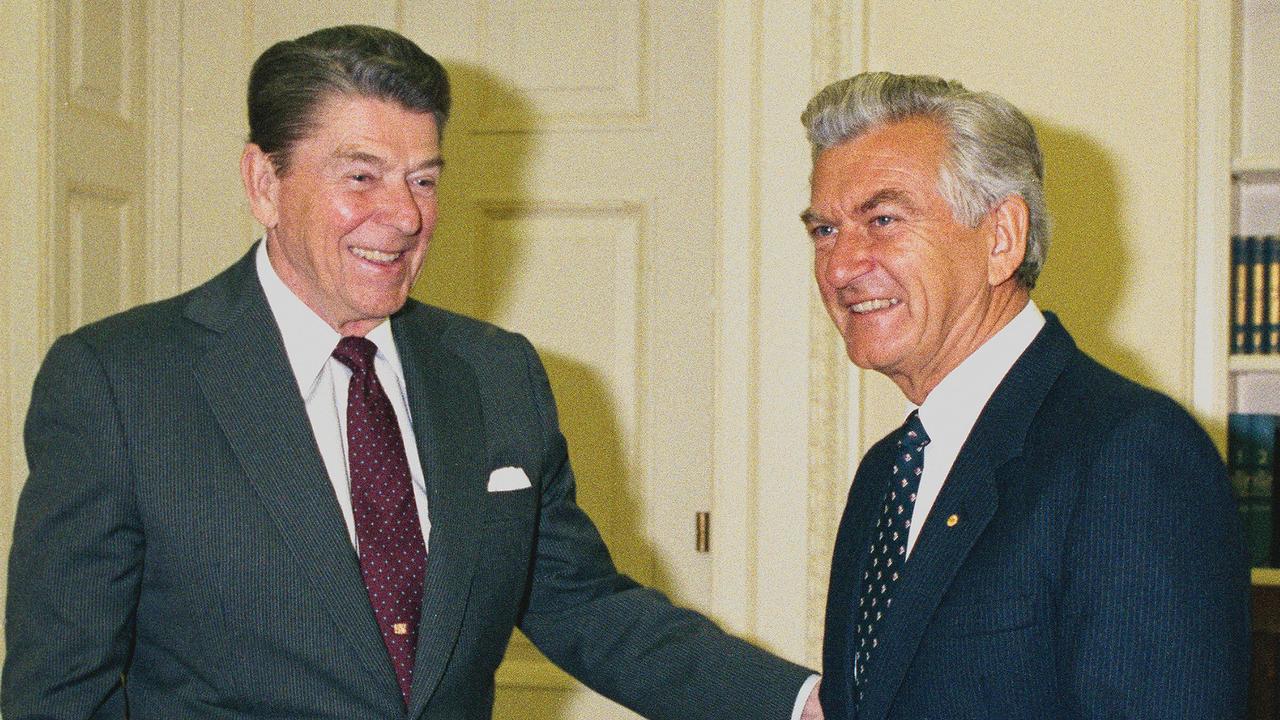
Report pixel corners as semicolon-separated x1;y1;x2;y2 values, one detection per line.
751;0;815;659
1191;0;1232;440
711;0;762;637
804;0;865;666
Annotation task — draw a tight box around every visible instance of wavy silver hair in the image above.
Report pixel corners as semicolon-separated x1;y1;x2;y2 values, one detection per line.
801;72;1049;289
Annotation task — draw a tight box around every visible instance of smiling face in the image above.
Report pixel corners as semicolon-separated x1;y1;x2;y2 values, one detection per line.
803;117;1029;402
242;92;443;337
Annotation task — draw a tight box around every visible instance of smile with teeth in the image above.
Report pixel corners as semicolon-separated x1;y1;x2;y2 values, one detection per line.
850;298;900;313
350;246;402;263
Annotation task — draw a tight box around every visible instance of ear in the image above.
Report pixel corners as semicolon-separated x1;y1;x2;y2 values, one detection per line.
986;194;1029;287
241;143;281;229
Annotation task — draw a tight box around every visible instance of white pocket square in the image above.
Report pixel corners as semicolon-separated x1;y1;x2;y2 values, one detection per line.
487;466;531;492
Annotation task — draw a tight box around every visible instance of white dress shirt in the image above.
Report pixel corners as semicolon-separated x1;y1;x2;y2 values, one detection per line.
255;241;431;553
905;301;1045;558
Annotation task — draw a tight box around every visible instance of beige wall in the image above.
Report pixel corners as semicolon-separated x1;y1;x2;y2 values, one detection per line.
0;0;50;661
0;0;1224;694
871;1;1198;399
844;1;1207;448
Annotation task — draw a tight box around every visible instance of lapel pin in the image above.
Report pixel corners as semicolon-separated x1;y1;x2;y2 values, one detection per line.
946;513;959;527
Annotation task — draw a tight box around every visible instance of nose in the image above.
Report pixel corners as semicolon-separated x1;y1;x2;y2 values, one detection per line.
378;180;423;236
820;229;873;290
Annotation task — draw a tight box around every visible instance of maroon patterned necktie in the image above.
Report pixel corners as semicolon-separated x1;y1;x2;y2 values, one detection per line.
332;336;427;707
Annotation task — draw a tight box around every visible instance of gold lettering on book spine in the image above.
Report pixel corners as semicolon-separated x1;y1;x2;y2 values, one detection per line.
1236;250;1248;352
1253;241;1266;352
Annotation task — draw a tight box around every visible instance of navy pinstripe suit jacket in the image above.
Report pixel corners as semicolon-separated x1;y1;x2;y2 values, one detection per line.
820;313;1251;720
3;247;810;719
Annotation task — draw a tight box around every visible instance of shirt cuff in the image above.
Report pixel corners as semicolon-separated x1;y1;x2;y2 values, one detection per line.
790;673;821;720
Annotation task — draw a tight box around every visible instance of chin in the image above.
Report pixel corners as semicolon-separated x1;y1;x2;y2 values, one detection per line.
370;288;414;310
843;343;874;369
844;340;899;373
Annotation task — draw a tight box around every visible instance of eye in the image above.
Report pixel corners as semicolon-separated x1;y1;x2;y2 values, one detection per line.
809;224;836;240
350;173;371;183
871;215;895;227
412;176;437;189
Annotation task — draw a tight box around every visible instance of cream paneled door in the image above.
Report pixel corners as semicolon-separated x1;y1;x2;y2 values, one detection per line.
48;0;149;337
0;0;148;662
408;2;719;718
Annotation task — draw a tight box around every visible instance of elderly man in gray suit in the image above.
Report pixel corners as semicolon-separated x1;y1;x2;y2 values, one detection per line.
3;25;822;720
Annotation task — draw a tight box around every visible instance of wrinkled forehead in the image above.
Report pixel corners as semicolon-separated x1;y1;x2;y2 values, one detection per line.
810;118;949;194
814;116;949;173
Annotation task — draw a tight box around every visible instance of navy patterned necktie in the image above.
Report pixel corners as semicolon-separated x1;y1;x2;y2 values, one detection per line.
852;410;930;703
332;336;427;707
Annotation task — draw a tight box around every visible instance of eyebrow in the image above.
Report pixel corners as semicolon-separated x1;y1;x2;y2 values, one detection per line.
799;208;826;225
331;150;446;172
799;187;918;226
859;188;916;214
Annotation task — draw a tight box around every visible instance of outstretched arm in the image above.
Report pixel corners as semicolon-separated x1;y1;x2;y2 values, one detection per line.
514;337;814;720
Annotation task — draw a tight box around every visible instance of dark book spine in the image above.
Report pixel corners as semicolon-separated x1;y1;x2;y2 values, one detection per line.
1230;413;1253;563
1263;237;1274;354
1273;414;1280;566
1244;236;1258;354
1233;235;1244;354
1252;415;1275;567
1270;236;1280;354
1251;236;1265;354
1228;413;1275;567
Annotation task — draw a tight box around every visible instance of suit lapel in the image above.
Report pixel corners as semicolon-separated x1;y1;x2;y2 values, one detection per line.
824;441;894;720
394;306;487;719
855;314;1077;720
187;248;401;699
854;440;1002;720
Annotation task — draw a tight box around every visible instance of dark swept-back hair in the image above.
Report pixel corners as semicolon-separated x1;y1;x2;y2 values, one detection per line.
247;24;451;173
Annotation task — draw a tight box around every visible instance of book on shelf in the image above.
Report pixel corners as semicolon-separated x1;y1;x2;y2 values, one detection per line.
1227;413;1277;567
1254;236;1266;353
1229;234;1280;355
1270;239;1280;352
1233;235;1245;353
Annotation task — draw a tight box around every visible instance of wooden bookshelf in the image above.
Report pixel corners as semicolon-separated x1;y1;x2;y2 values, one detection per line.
1252;583;1280;719
1196;3;1280;714
1211;0;1280;592
1230;355;1280;374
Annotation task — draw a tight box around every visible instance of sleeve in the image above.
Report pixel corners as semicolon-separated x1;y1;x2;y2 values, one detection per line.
510;337;813;720
1056;396;1251;719
2;334;143;719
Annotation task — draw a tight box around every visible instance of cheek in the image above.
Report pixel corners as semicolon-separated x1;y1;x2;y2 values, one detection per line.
813;247;837;289
327;193;373;235
419;198;440;227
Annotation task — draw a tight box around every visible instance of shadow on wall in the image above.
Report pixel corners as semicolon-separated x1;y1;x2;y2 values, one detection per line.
413;61;532;320
412;62;653;720
1031;117;1160;393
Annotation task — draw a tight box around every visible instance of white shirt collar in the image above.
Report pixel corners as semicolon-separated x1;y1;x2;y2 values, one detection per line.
914;300;1046;448
254;240;406;397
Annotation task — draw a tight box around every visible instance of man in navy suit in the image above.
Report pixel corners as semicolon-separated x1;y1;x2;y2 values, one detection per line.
800;71;1250;719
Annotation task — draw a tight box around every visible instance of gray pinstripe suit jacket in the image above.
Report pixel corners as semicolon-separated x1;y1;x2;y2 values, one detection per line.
3;247;810;719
